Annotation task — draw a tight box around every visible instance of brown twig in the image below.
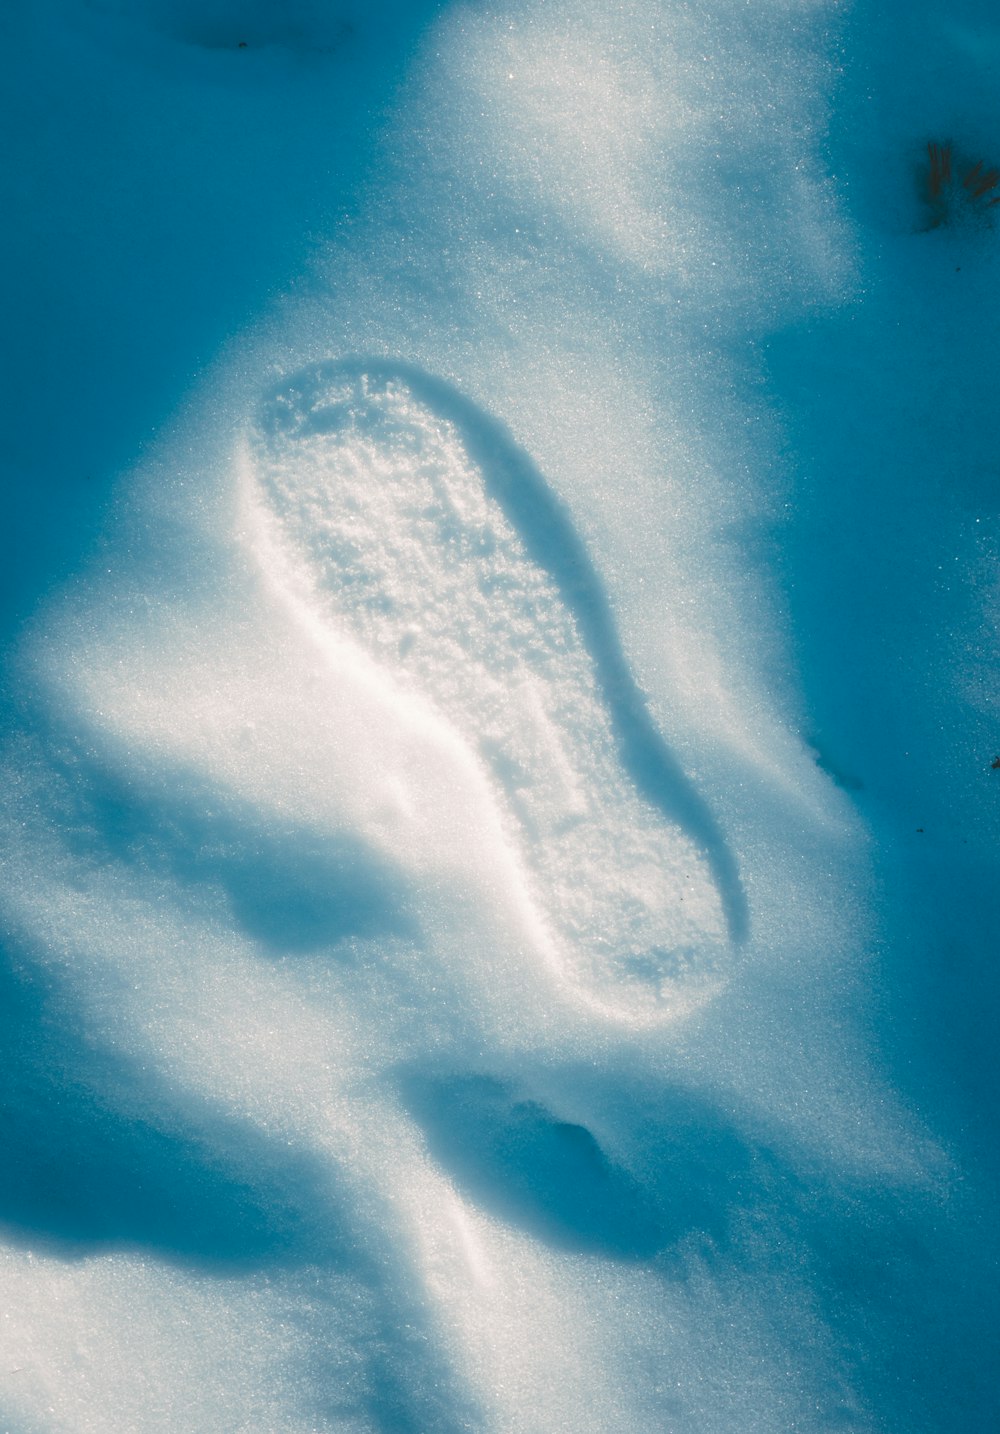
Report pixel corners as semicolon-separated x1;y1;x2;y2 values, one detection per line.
922;141;1000;226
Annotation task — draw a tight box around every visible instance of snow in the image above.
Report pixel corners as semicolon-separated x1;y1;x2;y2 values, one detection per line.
1;1;998;1431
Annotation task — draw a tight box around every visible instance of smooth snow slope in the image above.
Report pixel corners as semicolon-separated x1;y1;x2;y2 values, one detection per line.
1;1;998;1432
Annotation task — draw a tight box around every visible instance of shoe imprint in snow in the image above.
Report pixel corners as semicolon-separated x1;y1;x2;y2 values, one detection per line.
247;360;746;1019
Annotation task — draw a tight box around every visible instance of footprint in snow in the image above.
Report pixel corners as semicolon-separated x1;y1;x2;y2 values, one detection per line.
246;359;746;1020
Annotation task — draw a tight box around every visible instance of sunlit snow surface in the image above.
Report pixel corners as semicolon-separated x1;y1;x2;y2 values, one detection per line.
2;0;999;1430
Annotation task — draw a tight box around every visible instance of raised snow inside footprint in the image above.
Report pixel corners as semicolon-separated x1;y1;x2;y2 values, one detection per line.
245;360;744;1018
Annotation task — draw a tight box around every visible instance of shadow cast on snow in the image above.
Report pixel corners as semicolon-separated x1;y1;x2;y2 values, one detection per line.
398;1065;757;1265
0;911;495;1433
46;738;417;958
0;928;349;1271
399;1053;1000;1431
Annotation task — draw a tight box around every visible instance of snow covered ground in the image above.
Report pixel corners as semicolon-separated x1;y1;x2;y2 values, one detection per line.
1;1;998;1430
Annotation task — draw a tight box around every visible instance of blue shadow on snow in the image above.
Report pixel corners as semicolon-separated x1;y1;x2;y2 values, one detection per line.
0;0;447;630
0;924;481;1431
397;1068;754;1262
0;931;348;1269
46;738;417;957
